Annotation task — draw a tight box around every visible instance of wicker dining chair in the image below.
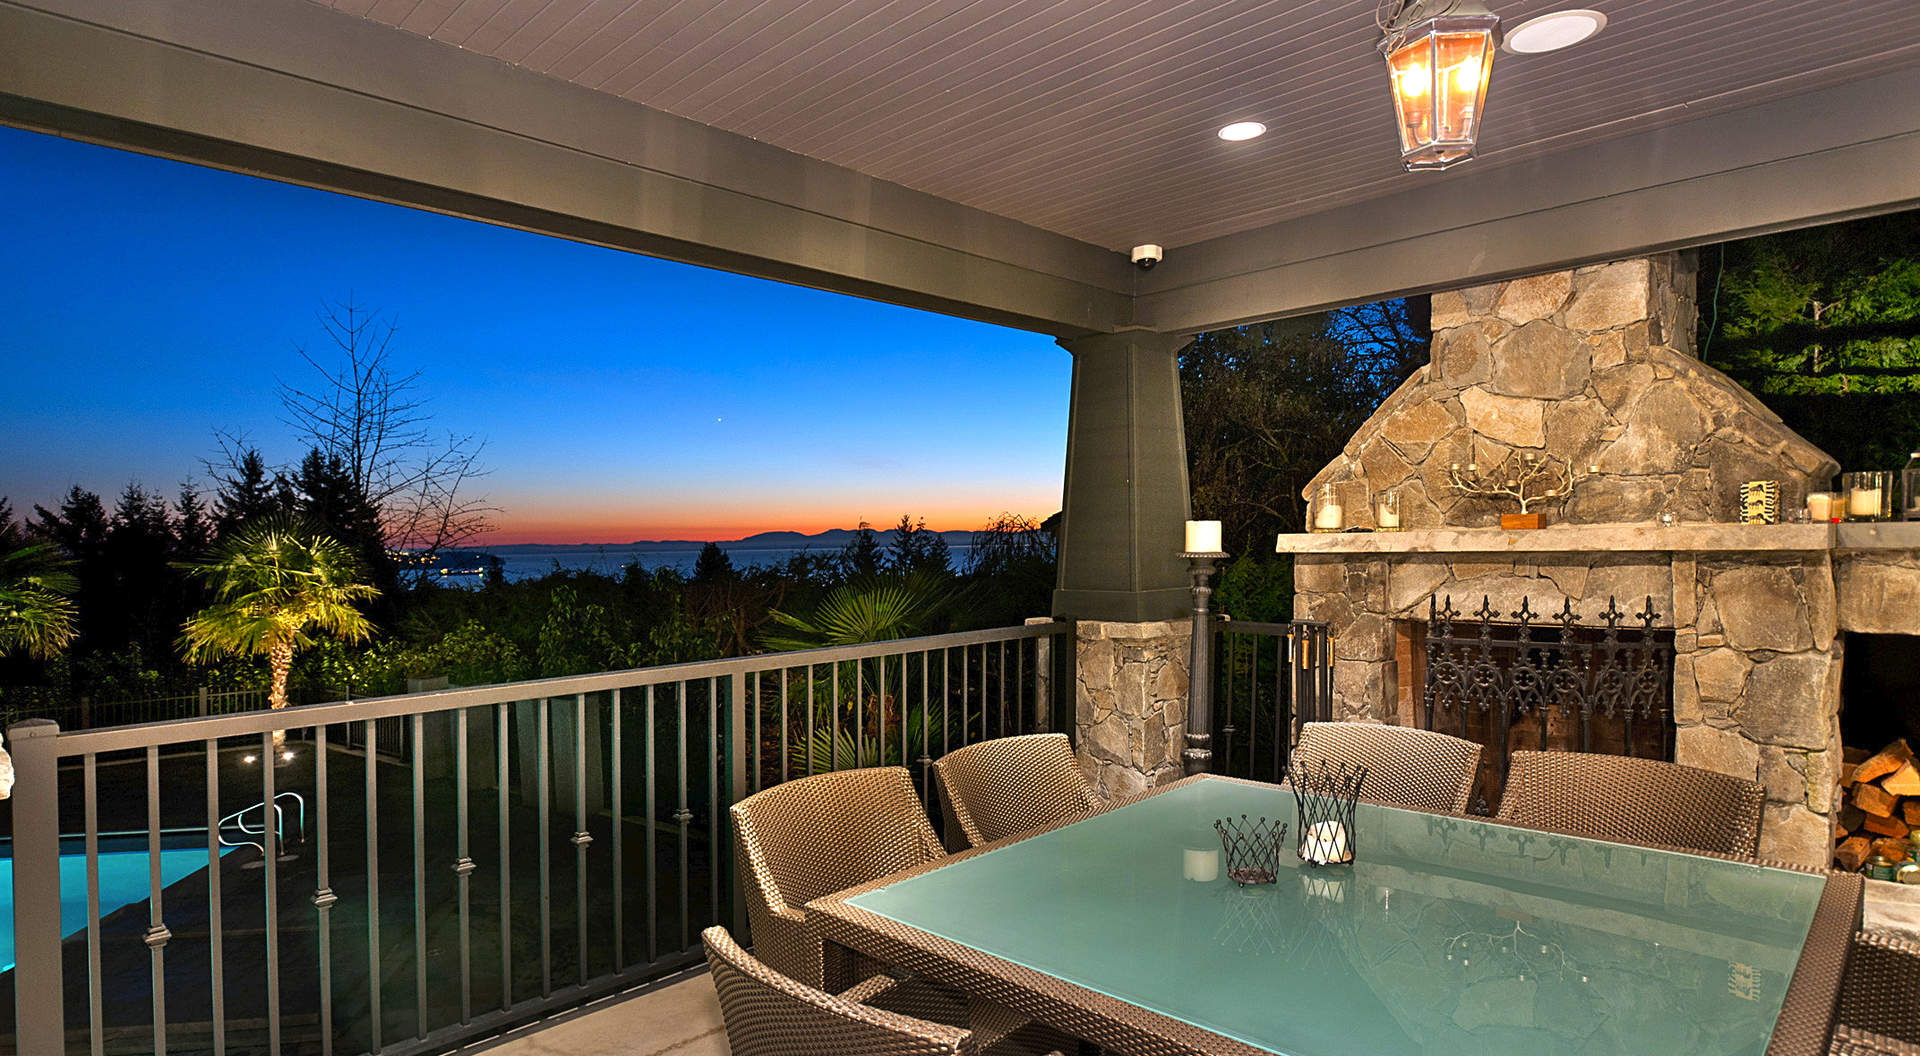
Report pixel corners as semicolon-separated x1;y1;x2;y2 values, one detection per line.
1292;721;1482;814
730;766;944;989
931;734;1099;850
703;927;1069;1056
1830;930;1920;1055
1495;749;1766;858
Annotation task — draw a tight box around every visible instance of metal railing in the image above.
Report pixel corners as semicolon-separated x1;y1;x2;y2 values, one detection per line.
1207;619;1334;784
5;620;1074;1056
1;686;270;732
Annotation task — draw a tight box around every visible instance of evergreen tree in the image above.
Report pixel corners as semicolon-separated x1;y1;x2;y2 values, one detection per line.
886;514;952;577
105;483;181;657
1699;212;1920;470
292;448;400;614
839;522;884;579
213;447;294;535
0;497;19;549
175;481;215;557
691;541;735;584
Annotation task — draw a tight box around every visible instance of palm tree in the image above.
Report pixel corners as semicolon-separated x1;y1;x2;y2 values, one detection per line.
0;543;79;660
180;518;378;715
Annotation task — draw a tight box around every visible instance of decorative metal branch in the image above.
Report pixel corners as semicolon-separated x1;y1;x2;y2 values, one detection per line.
1445;451;1592;515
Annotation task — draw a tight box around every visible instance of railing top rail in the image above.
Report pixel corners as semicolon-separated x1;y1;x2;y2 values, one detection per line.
32;619;1074;756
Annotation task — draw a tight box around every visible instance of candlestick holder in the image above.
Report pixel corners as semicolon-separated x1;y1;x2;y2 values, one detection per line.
1180;547;1229;776
1213;814;1288;886
1287;758;1366;867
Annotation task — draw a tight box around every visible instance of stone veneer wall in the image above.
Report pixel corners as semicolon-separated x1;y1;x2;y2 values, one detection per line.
1305;253;1837;526
1071;619;1189;801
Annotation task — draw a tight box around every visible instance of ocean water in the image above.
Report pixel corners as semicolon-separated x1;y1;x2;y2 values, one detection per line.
441;542;977;584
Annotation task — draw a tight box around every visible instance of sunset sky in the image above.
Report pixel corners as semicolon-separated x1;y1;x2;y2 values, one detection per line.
0;127;1069;544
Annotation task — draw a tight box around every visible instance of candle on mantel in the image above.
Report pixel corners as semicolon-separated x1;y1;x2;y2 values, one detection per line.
1184;519;1222;553
1314;500;1344;531
1850;487;1884;518
1376;500;1401;529
1807;493;1834;522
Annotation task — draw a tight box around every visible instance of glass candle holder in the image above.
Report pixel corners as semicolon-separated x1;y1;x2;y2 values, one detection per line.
1375;489;1403;532
1806;491;1839;524
1843;471;1894;522
1310;483;1344;533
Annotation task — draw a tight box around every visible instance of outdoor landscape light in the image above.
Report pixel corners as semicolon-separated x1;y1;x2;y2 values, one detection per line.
1502;9;1605;53
1378;0;1500;170
1217;120;1268;141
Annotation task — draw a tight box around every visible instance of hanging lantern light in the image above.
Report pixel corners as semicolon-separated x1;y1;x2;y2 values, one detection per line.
1378;0;1500;170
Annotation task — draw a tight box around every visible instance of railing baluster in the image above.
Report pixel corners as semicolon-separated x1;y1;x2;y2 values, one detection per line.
709;675;722;930
779;669;790;785
366;719;382;1050
728;670;748;932
1016;641;1025;734
645;684;659;964
806;664;816;777
315;725;334;1056
919;651;932;801
1273;636;1285;782
943;648;951;758
575;692;591;986
8;721;63;1056
263;731;282;1056
538;695;552;999
147;744;168;1056
496;701;512;1012
412;712;429;1038
88;752;105;1056
831;663;841;771
676;680;691;951
612;688;625;973
998;640;1007;739
857;658;866;764
456;709;473;1024
749;670;760;794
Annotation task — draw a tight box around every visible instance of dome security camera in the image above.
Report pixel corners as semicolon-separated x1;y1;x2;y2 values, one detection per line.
1131;244;1164;270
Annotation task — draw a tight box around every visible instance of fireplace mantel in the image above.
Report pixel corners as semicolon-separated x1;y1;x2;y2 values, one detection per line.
1275;522;1920;557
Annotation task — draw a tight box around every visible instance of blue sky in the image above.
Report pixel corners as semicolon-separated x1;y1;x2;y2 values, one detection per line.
0;126;1068;542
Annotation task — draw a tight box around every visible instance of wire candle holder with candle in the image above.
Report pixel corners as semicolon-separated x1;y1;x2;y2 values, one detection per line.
1288;759;1367;867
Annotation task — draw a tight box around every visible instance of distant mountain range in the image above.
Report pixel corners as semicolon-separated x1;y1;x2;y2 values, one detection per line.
479;527;975;553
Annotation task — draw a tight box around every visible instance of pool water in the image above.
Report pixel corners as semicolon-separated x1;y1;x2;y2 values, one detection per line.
0;846;230;970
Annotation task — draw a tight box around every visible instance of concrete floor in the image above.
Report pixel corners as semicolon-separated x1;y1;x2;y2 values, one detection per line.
464;970;726;1056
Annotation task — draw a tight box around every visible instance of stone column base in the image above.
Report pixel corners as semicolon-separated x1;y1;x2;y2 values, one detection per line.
1073;619;1191;801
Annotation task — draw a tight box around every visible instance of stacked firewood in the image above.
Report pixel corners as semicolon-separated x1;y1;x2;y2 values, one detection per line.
1835;738;1920;871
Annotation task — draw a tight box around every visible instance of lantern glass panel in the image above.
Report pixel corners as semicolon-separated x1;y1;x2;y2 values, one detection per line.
1433;30;1493;143
1385;37;1435;153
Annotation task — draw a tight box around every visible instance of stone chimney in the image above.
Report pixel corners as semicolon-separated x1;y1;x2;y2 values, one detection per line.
1306;251;1837;525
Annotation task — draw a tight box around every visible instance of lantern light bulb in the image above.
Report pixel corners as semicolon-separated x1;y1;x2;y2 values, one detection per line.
1453;58;1483;92
1398;63;1430;97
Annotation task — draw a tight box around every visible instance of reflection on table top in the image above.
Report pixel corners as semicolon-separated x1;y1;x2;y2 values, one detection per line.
846;777;1828;1056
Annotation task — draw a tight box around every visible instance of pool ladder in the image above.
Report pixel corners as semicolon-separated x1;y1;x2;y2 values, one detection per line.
219;791;307;860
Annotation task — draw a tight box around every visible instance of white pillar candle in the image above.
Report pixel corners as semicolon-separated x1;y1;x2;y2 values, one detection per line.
1301;820;1352;864
1313;502;1344;531
1184;520;1222;553
1376;502;1400;529
1850;488;1883;518
1182;847;1220;882
1807;493;1833;522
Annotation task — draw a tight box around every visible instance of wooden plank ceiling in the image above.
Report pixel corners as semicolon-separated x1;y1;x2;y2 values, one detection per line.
320;0;1920;251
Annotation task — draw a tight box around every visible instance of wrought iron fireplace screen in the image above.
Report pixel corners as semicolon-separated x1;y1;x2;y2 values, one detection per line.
1416;595;1675;814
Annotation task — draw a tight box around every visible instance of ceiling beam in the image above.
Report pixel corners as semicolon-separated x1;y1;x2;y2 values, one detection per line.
0;0;1134;338
1134;66;1920;333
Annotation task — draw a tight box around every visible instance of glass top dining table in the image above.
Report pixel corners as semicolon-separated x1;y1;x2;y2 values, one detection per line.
817;776;1855;1056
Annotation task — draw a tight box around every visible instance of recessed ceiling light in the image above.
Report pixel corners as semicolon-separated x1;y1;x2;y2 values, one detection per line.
1217;120;1268;142
1502;9;1607;54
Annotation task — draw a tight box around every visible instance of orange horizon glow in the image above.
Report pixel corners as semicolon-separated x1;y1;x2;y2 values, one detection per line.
479;505;1060;547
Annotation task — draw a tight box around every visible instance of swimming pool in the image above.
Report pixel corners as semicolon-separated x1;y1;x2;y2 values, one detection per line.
0;843;232;970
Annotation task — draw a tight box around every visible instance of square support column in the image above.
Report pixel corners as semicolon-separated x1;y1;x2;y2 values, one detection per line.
1052;329;1194;622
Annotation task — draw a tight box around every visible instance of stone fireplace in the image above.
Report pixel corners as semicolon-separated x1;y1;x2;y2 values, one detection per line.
1281;252;1920;867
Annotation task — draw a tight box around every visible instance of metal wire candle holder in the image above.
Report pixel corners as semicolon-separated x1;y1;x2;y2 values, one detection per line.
1212;814;1288;886
1288;759;1367;867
